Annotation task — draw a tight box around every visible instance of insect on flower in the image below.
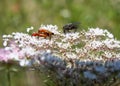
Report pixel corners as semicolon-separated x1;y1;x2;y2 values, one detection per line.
63;22;80;34
32;29;54;39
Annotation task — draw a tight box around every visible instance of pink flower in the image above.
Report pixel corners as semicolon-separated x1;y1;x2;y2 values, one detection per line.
0;48;11;62
0;40;22;62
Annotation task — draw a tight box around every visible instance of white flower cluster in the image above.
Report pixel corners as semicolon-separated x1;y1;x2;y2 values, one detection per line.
1;25;120;85
2;25;120;65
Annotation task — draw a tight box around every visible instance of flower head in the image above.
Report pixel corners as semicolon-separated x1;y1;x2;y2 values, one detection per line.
1;25;120;85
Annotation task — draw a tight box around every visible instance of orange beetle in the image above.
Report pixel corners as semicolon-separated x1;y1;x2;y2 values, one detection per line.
32;29;54;39
38;29;54;35
32;32;39;36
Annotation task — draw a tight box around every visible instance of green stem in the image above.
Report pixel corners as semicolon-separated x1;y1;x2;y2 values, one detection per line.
7;64;11;86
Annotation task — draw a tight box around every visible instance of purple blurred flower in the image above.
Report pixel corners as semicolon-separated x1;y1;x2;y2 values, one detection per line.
84;71;97;80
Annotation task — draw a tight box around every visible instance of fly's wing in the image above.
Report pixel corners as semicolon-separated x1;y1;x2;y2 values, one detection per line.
63;22;80;29
70;22;80;33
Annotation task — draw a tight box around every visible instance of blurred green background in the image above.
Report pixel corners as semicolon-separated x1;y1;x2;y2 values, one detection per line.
0;0;120;47
0;0;120;86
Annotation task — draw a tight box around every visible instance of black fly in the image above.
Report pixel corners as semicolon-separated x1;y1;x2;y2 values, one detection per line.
63;22;80;34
